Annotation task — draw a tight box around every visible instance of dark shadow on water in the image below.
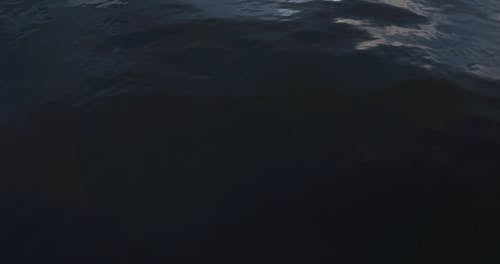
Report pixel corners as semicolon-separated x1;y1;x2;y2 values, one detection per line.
1;78;500;264
341;1;428;27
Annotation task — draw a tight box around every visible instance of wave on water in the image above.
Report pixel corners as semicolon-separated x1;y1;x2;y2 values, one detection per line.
1;1;499;104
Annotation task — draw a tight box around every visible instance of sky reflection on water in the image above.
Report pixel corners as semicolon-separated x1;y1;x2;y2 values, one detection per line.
48;0;500;80
0;0;499;118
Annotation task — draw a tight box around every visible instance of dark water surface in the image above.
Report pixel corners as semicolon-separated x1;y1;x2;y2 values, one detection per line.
1;1;500;263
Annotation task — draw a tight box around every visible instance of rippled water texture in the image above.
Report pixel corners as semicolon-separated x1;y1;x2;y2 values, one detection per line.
2;2;500;263
1;0;499;118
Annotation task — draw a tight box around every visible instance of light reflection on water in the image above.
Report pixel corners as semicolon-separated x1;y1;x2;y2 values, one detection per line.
362;0;500;79
7;0;496;80
1;0;499;88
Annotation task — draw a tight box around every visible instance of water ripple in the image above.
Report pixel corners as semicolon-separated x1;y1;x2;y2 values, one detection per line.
1;0;500;118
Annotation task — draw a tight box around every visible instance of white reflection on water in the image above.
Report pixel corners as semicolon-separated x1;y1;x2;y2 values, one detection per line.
335;0;500;80
2;0;499;80
175;0;500;79
334;16;438;51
